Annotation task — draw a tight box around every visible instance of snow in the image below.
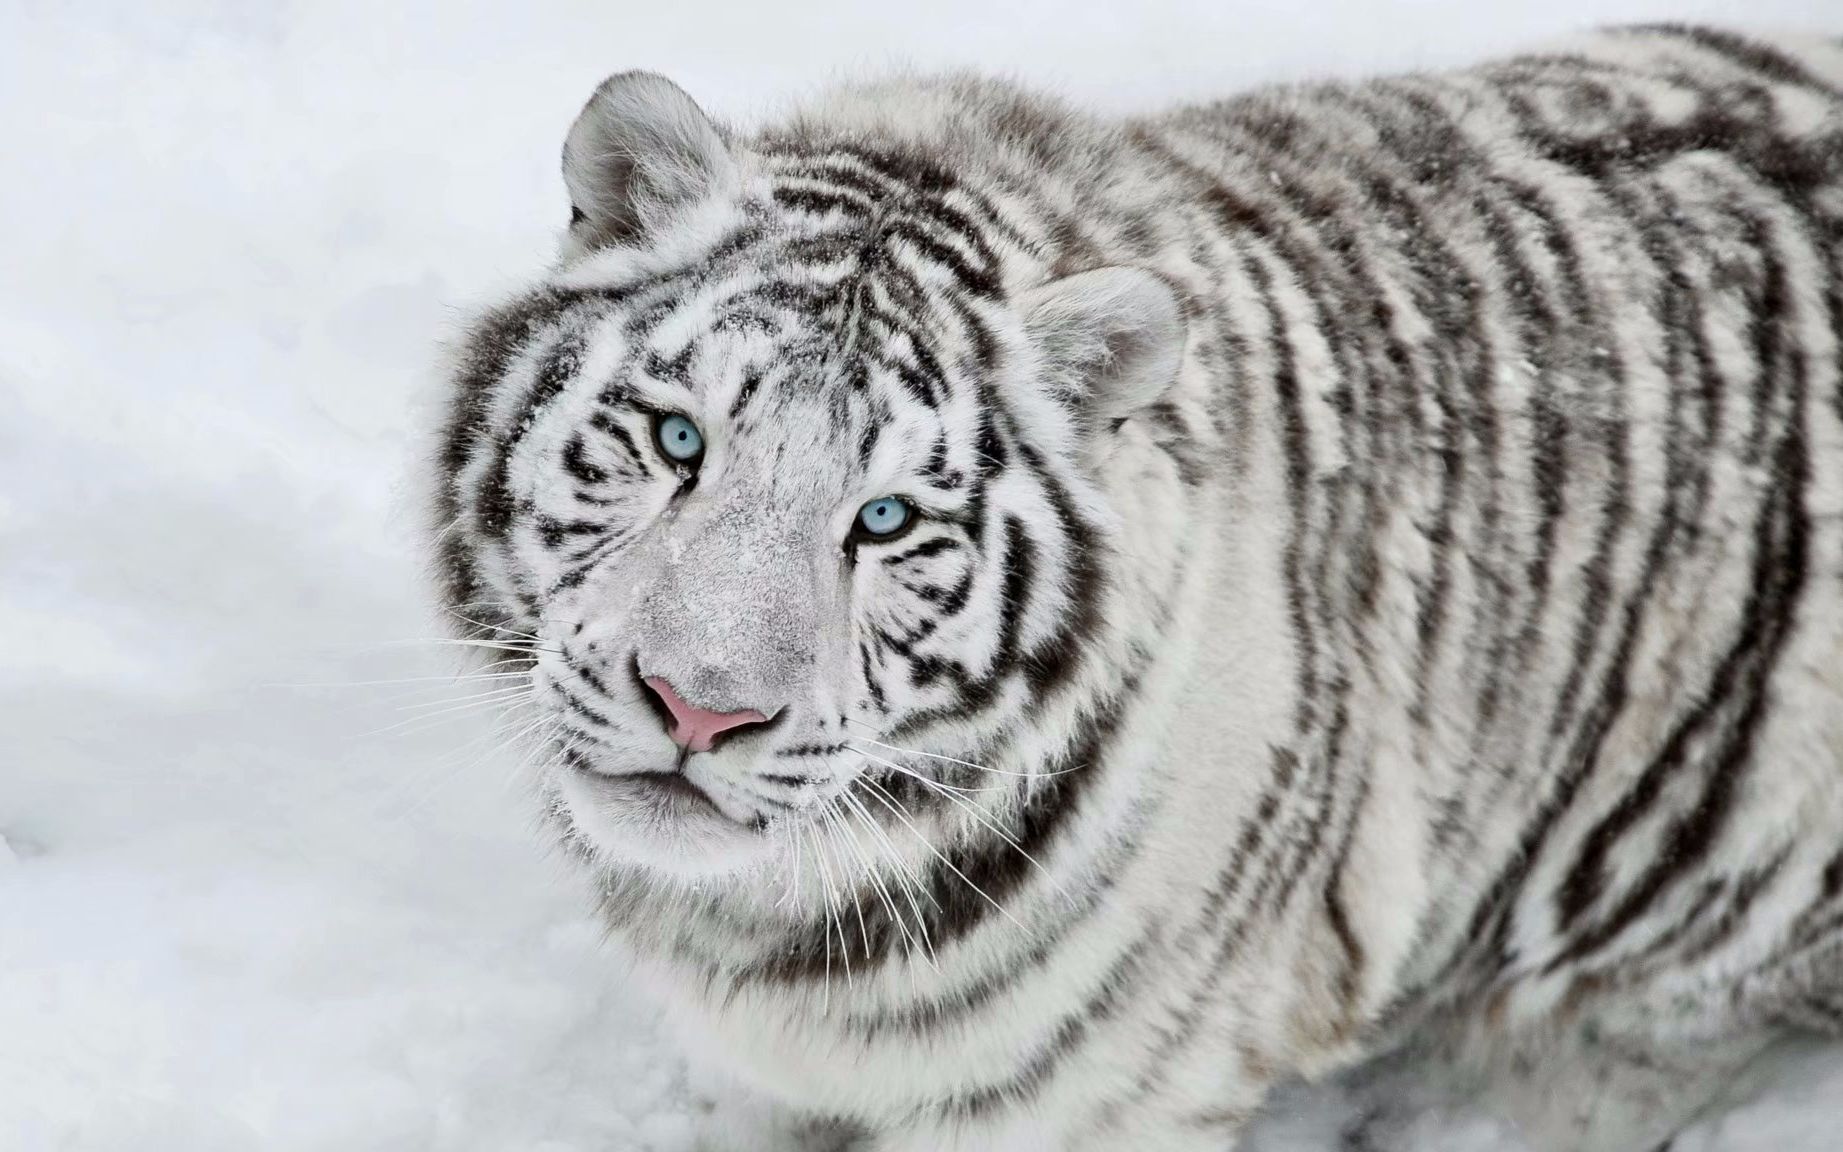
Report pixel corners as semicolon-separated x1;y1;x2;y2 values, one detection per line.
2;0;1837;1148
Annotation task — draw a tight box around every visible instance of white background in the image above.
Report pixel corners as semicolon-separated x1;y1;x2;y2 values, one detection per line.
2;1;1838;1148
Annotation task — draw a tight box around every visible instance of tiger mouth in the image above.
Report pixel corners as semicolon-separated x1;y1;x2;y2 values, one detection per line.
623;768;729;819
561;752;757;829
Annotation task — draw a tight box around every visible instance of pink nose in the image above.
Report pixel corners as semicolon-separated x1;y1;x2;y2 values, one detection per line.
642;676;768;753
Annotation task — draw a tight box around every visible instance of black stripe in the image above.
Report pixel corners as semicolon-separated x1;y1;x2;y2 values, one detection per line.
587;410;645;467
1018;471;1105;698
1547;176;1730;931
475;329;587;543
1543;243;1811;973
728;368;763;420
1676;846;1793;966
1631;24;1843;97
884;535;961;564
933;928;1157;1120
559;433;608;485
748;676;1133;985
551;680;621;730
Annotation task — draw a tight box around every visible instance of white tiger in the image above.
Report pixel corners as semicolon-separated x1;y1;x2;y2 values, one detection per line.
429;24;1843;1150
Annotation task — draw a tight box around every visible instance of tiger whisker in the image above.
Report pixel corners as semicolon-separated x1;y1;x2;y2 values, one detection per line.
267;666;533;690
441;605;545;641
488;715;567;780
843;720;1084;779
390;712;549;821
468;656;542;671
524;725;582;788
815;803;857;989
820;801;875;965
835;770;939;910
489;734;577;826
857;774;1029;934
379;698;555;820
458;695;544;749
827;759;940;915
841;786;940;974
359;688;537;738
393;683;536;714
506;715;571;776
803;820;843;1011
833;794;922;975
843;741;1010;795
368;637;558;656
852;746;1065;896
779;816;805;913
362;673;535;709
851;752;1068;903
388;694;537;728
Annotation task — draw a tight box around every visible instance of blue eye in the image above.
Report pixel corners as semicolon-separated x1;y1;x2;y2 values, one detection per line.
655;414;703;463
856;496;912;538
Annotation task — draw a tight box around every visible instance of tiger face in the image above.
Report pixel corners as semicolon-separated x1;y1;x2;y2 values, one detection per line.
436;73;1184;881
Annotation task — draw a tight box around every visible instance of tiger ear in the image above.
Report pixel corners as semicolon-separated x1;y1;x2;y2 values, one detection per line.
1023;267;1185;424
561;72;735;254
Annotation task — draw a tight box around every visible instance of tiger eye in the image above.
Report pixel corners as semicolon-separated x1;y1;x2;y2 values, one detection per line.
856;497;911;538
655;414;704;464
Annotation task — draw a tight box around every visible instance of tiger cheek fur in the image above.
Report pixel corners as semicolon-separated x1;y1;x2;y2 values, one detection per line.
431;27;1843;1151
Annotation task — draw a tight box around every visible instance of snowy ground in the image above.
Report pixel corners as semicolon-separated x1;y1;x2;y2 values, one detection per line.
2;1;1838;1149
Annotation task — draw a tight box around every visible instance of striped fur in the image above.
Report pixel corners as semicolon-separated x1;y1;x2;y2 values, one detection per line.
430;26;1843;1150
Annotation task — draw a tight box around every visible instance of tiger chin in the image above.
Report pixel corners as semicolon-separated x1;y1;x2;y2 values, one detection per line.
429;26;1843;1152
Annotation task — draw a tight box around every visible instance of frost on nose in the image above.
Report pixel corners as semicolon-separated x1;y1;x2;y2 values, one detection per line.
639;495;822;714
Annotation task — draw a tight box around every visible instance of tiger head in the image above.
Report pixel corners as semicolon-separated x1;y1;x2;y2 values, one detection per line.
434;73;1195;887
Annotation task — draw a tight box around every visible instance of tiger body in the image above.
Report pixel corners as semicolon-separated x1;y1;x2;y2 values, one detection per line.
433;26;1843;1150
